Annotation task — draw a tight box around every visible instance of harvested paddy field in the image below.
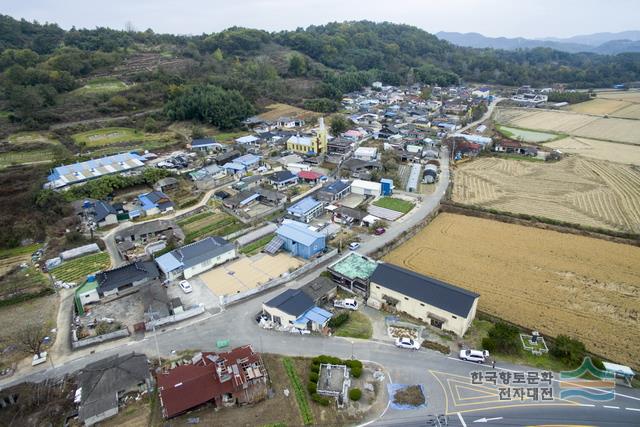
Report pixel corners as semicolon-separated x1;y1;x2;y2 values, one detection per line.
544;136;640;166
567;96;640;120
452;157;640;233
495;108;640;145
384;213;640;368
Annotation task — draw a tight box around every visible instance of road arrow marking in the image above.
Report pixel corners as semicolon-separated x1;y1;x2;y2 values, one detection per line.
473;417;503;423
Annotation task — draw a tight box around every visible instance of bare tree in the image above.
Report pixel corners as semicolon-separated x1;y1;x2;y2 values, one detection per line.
15;322;49;358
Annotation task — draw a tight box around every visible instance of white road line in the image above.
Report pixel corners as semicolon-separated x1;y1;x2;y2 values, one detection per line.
603;405;620;409
626;407;640;412
576;403;595;407
457;412;467;427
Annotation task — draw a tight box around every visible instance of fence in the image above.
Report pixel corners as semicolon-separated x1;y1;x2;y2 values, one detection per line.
144;305;205;331
71;327;130;350
223;248;339;305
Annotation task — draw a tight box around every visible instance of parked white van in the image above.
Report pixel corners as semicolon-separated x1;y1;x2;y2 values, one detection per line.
333;298;359;310
459;349;490;363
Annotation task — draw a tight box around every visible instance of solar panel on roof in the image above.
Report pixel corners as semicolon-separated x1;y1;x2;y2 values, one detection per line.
264;236;285;254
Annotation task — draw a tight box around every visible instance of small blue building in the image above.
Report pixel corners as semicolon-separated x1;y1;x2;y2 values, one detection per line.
273;220;326;259
380;178;394;196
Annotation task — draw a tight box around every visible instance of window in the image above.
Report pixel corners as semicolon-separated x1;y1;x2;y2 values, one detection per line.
404;297;409;301
375;286;380;289
452;315;457;319
420;303;425;307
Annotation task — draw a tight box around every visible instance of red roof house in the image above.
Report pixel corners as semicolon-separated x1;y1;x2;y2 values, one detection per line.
297;170;322;182
156;345;268;418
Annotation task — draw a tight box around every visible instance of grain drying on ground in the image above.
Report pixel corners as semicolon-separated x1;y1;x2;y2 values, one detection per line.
597;90;640;103
495;108;640;145
384;213;640;369
452;157;640;233
544;137;640;166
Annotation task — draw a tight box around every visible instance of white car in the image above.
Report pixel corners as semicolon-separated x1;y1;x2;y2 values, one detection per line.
333;298;359;311
179;280;193;294
348;242;361;251
459;349;490;363
395;337;420;350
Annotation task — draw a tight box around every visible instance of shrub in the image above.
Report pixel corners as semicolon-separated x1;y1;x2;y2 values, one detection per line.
550;335;587;367
307;382;317;394
421;340;450;354
349;388;362;401
345;360;363;378
484;322;520;355
311;393;330;406
310;372;319;383
310;363;320;374
328;313;349;328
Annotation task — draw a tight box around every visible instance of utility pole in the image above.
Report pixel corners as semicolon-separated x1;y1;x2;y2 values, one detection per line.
146;307;162;369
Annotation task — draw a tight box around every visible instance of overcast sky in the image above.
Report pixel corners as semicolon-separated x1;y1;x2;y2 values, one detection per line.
3;0;639;38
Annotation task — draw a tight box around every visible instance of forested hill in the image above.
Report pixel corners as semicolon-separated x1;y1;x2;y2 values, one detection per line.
2;15;640;131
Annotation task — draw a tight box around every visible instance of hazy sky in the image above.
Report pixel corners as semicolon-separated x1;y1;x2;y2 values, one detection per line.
3;0;639;38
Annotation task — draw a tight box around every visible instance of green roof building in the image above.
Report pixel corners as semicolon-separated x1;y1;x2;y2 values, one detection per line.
327;252;378;296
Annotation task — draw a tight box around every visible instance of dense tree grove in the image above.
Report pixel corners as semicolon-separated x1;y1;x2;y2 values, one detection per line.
547;91;593;104
164;84;255;129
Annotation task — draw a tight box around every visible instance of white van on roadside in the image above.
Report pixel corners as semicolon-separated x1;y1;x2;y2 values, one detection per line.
459;349;490;363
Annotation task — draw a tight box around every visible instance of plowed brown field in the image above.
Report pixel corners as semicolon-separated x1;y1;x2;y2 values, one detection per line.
384;213;640;368
452;157;640;234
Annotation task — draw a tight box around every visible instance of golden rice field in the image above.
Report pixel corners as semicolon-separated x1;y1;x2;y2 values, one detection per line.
544;136;640;166
495;108;640;144
452;157;640;233
567;97;640;120
384;213;640;368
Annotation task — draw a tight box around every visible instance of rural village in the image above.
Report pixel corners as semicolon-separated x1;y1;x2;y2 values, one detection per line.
0;12;639;427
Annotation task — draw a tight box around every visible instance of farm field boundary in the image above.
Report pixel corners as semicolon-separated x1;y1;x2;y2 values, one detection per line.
440;202;640;246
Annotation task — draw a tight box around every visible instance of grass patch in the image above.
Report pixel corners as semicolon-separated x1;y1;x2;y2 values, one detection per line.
183;214;244;243
488;153;545;162
72;127;177;148
7;131;60;146
0;111;11;119
334;311;373;339
0;150;56;168
373;197;415;214
282;357;314;425
212;131;248;143
51;252;111;283
72;77;128;95
0;243;42;260
239;233;275;256
177;211;212;226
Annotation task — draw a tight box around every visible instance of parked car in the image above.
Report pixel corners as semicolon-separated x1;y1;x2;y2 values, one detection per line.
374;227;386;235
395;337;420;350
179;280;193;294
334;298;359;311
348;242;361;251
459;349;489;363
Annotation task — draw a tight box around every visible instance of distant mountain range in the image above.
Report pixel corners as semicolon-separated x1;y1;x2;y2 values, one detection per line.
437;31;640;55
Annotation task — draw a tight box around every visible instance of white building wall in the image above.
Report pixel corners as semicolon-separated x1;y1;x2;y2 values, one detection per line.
183;249;237;279
262;304;297;326
369;281;476;336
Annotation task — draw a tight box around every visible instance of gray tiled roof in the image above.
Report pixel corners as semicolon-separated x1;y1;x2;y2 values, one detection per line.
173;237;234;269
371;263;479;317
264;288;314;317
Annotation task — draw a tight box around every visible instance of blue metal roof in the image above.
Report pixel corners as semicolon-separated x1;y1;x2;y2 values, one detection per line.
191;138;218;147
287;196;322;216
276;221;324;247
48;152;144;182
240;193;260;206
235;154;261;166
223;162;246;171
156;252;182;273
298;306;333;325
322;180;350;194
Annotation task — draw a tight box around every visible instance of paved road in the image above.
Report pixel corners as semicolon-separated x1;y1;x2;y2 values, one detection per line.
458;97;503;134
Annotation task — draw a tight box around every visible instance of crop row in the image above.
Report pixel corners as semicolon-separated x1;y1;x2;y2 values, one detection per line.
52;252;111;283
282;358;314;425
